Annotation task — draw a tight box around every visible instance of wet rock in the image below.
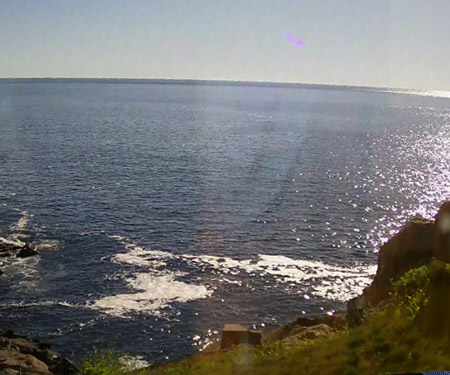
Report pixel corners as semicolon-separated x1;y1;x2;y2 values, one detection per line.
16;243;38;258
0;240;38;259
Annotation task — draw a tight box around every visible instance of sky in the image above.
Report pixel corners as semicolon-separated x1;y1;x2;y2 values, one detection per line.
1;0;450;90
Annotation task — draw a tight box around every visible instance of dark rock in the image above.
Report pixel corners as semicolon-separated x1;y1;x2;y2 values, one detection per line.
347;201;450;325
16;243;38;258
434;201;450;262
48;357;77;375
1;331;22;340
294;314;346;329
0;240;39;259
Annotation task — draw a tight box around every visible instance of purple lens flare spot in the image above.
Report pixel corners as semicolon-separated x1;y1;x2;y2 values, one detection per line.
286;33;305;47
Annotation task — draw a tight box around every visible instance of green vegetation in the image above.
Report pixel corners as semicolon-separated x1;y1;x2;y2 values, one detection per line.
78;259;450;375
77;347;126;375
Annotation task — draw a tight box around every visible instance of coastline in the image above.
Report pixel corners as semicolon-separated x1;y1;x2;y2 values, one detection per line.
1;200;449;374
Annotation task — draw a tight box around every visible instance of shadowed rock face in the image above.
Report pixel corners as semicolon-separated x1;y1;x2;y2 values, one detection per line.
0;331;77;375
434;201;450;262
347;201;450;325
371;217;435;304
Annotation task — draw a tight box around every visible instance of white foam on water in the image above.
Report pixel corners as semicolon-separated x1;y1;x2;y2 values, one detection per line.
90;273;212;318
184;252;376;301
92;235;377;317
108;234;173;267
9;210;30;232
34;239;61;251
0;300;76;310
0;236;25;247
89;236;213;317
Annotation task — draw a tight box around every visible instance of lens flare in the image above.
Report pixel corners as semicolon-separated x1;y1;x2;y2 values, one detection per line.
286;33;305;47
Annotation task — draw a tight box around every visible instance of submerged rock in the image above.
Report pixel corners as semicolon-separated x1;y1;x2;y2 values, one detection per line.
0;240;38;261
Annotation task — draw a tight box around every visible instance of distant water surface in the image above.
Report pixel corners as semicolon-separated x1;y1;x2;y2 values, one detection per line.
0;81;449;363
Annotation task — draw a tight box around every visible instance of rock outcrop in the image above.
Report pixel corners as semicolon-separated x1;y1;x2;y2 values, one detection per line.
0;330;76;375
434;201;450;262
0;240;39;275
347;201;450;325
263;313;346;345
279;323;333;346
0;240;38;259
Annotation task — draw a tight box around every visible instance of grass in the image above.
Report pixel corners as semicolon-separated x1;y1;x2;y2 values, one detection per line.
78;259;450;375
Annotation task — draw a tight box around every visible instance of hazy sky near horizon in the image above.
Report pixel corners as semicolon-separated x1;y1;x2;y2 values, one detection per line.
1;0;450;90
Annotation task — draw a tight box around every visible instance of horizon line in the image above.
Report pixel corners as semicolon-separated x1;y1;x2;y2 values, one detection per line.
0;77;421;92
1;77;447;96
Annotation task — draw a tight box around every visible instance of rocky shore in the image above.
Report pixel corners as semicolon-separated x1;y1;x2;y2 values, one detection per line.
0;330;76;375
0;239;39;259
347;201;450;324
0;239;39;276
0;236;74;374
1;201;449;374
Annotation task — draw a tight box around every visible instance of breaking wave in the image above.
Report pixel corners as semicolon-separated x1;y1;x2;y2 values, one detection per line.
88;235;376;318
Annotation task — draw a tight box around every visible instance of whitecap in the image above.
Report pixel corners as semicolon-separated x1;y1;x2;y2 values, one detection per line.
90;273;212;318
9;210;30;232
94;235;377;317
34;239;61;251
0;300;77;310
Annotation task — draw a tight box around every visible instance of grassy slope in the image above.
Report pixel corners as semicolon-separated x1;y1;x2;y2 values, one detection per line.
79;259;450;375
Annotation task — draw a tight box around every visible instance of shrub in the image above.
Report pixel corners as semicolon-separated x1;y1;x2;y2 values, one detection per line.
77;347;125;375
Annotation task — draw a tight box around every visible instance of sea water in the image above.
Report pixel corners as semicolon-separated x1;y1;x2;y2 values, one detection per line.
0;81;449;363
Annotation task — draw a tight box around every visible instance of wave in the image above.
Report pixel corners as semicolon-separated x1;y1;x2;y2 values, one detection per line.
88;235;376;318
88;273;212;318
0;300;77;310
9;210;30;233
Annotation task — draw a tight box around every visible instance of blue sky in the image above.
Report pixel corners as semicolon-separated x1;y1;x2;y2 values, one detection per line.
1;0;449;90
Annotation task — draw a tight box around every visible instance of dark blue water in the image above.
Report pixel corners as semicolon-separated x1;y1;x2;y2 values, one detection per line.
0;82;449;364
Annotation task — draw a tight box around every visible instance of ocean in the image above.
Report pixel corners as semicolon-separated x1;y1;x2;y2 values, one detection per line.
0;80;449;364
